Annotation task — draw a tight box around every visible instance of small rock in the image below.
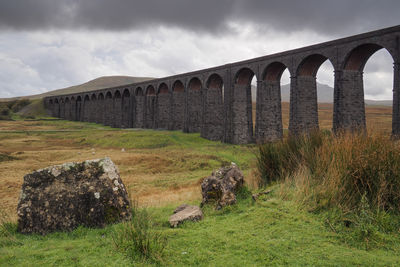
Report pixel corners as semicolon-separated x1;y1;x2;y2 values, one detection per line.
121;148;125;152
92;151;95;155
169;204;203;228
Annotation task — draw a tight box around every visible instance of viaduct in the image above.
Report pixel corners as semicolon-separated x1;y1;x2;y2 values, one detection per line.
44;25;400;144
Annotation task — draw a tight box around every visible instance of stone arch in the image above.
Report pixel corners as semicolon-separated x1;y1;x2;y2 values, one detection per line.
202;73;224;141
89;94;97;123
113;90;122;128
157;83;170;129
294;54;335;133
134;87;145;128
343;43;393;71
70;96;77;121
64;97;71;120
121;89;132;128
145;85;156;128
254;62;290;142
158;83;168;94
83;95;90;122
146;85;156;96
104;92;113;126
59;98;65;119
135;87;144;96
172;80;185;130
97;93;104;124
53;98;60;118
336;43;395;133
76;96;82;121
232;67;256;144
187;77;203;132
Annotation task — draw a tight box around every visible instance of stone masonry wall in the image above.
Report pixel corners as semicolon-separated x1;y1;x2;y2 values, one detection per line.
157;94;170;129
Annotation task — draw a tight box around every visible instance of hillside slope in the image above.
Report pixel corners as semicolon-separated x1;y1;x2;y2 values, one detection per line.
0;76;154;101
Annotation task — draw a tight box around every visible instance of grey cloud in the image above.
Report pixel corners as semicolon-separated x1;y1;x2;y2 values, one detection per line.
0;0;399;35
0;0;233;33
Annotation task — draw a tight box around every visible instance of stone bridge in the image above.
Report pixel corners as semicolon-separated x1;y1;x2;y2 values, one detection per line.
45;25;400;144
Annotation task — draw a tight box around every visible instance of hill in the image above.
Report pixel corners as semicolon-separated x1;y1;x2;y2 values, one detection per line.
0;76;154;102
251;83;392;106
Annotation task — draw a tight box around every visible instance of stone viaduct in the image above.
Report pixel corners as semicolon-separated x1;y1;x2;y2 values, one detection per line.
45;25;400;144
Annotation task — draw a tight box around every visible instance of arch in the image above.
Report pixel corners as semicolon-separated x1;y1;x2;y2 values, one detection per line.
157;83;170;129
89;94;97;123
297;54;331;77
114;90;121;99
83;95;90;122
235;67;255;85
336;43;395;134
232;67;256;144
134;87;145;128
145;86;156;128
171;80;185;130
113;90;122;128
104;92;113;126
189;77;202;91
202;73;224;141
172;80;184;92
76;96;82;121
207;73;223;89
146;85;155;96
256;62;291;142
69;96;76;121
187;77;203;132
295;54;335;133
97;93;104;124
59;98;65;119
157;83;168;94
263;62;288;81
64;97;71;120
121;89;132;128
343;43;391;71
135;87;143;96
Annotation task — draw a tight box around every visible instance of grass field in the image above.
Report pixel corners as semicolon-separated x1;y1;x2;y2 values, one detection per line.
0;103;398;266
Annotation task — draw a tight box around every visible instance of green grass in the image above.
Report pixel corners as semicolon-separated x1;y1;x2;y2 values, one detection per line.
1;119;400;266
2;191;400;266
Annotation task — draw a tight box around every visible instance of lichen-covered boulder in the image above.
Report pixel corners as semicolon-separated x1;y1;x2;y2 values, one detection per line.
169;204;203;228
201;163;244;209
17;157;131;235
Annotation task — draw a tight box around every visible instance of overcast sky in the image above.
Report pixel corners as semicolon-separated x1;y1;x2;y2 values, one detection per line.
0;0;399;100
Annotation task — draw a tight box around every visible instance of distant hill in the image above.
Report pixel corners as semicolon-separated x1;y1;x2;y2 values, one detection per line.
251;83;392;106
0;76;154;101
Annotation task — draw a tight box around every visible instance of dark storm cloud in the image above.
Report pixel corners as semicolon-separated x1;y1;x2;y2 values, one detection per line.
0;0;233;32
0;0;399;35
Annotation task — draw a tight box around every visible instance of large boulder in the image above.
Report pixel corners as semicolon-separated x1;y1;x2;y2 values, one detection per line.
169;204;203;228
17;157;131;235
201;163;244;209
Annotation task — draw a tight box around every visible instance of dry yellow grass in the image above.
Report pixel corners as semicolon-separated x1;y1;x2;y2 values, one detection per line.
0;103;393;220
253;102;392;133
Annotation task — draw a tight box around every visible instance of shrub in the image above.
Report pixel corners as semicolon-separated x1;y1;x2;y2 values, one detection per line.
112;202;166;263
258;131;400;213
257;130;324;186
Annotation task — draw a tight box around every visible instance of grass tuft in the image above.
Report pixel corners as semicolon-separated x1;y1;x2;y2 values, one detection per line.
112;201;167;263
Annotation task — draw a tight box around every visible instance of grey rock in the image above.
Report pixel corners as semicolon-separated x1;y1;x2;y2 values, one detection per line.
201;162;244;209
169;204;203;228
17;157;131;235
